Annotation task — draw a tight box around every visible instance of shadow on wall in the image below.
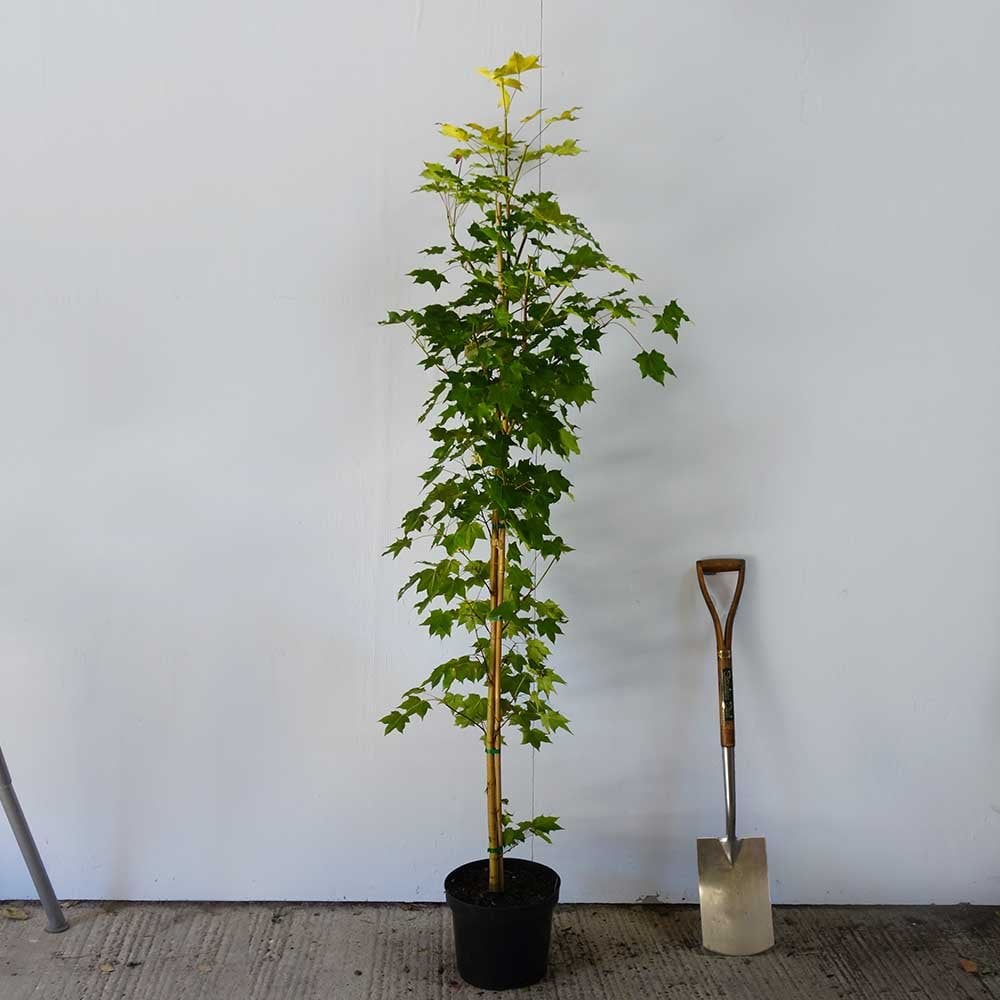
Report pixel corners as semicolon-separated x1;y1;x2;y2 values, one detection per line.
550;338;776;696
532;333;797;898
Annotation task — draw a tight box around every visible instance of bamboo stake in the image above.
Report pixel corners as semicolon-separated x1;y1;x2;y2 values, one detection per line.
486;515;507;892
492;524;506;884
484;527;499;889
485;90;512;894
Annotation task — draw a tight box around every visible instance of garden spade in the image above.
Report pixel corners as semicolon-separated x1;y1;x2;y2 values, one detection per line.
695;558;773;956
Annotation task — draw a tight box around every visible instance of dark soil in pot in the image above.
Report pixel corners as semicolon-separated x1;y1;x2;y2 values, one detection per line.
445;858;560;991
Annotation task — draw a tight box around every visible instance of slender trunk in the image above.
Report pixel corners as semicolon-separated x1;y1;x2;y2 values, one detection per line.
485;98;512;893
485;513;507;891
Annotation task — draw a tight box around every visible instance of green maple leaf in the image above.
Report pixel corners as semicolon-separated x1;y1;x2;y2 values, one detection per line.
652;300;689;342
422;609;455;638
634;349;674;385
407;269;448;291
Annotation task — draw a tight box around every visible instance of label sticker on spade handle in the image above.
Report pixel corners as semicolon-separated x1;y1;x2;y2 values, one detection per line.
718;651;735;746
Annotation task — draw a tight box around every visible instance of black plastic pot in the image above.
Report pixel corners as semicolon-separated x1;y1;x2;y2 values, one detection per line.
444;858;561;991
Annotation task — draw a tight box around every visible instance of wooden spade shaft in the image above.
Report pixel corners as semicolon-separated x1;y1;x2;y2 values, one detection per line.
695;558;744;750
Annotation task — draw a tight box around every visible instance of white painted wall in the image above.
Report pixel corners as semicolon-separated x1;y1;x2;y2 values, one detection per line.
1;0;998;903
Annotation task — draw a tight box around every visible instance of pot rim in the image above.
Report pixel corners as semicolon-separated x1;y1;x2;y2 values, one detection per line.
444;857;561;912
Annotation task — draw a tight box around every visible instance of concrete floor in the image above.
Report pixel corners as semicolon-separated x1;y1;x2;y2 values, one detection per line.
0;901;997;999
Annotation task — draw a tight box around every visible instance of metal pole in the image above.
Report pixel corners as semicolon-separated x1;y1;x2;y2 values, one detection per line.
721;745;738;864
0;746;68;933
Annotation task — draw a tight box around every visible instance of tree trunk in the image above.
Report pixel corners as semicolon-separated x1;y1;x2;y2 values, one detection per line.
485;514;507;891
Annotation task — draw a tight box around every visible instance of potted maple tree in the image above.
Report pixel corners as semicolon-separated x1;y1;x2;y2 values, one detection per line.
380;52;688;990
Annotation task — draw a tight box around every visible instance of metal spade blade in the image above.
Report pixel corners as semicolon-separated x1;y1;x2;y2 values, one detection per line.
697;834;773;955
